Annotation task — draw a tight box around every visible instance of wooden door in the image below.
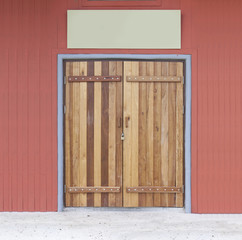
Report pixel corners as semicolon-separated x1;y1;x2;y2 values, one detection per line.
65;60;184;208
123;61;184;207
65;61;123;207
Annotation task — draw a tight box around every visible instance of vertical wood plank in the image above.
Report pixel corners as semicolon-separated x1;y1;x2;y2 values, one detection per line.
101;61;109;207
65;62;71;206
176;62;184;207
130;61;139;207
86;61;94;207
168;62;177;207
71;62;81;207
79;62;88;206
146;62;154;207
160;62;169;206
115;61;123;207
153;62;162;207
108;62;117;207
123;61;132;207
67;62;74;206
138;62;147;207
94;62;102;207
69;62;75;206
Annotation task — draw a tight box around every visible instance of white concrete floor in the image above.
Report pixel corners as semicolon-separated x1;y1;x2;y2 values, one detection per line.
1;208;242;240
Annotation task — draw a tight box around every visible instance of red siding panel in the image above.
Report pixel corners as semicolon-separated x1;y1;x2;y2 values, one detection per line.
0;0;242;212
28;49;39;211
0;49;9;211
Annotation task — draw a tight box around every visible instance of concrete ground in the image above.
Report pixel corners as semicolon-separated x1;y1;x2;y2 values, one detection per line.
1;208;242;240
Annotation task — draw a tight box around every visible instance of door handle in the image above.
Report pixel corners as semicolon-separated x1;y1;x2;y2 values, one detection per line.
125;116;130;128
117;117;122;128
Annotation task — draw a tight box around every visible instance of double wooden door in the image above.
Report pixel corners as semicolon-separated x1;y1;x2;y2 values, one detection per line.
64;60;184;208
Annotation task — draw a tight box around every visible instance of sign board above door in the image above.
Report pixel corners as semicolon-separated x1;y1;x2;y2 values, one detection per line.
67;10;181;49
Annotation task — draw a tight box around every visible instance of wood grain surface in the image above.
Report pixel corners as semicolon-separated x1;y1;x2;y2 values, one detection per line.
65;60;183;208
123;61;184;207
65;61;123;207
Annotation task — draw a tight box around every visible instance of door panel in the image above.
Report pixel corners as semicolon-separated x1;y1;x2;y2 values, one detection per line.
65;61;123;207
123;61;184;207
65;60;184;208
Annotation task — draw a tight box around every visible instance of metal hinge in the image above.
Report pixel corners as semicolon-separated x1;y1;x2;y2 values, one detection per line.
64;76;66;84
64;185;66;193
182;185;185;193
64;105;66;114
182;76;184;84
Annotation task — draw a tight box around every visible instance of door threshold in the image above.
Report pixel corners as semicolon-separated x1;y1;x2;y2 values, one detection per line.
64;207;185;213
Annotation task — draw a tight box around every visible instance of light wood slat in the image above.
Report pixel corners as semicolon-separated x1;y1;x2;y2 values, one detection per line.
94;62;102;207
168;62;177;207
108;61;117;207
146;62;154;207
65;62;71;207
153;62;162;207
160;63;169;206
138;62;147;207
126;76;182;82
169;62;177;76
123;61;132;207
115;61;123;207
130;61;139;207
176;62;184;207
79;62;87;206
68;187;120;193
72;62;81;206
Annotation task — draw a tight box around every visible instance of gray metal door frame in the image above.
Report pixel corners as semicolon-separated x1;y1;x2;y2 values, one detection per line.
57;54;192;212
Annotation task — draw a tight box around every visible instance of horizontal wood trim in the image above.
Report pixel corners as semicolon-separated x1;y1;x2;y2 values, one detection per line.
126;76;182;82
67;186;121;193
126;186;183;193
68;76;121;82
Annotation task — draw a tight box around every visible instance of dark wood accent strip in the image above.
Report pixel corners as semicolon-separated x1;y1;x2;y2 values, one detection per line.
126;76;182;82
101;61;109;207
68;187;121;193
126;186;183;194
87;61;95;207
68;75;121;82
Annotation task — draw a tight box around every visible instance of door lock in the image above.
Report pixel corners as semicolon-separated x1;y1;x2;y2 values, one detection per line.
121;133;125;141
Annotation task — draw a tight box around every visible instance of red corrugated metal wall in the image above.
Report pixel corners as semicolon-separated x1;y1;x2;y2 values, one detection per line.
0;0;241;213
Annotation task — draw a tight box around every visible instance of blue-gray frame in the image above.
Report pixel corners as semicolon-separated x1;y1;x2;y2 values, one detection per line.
57;54;192;213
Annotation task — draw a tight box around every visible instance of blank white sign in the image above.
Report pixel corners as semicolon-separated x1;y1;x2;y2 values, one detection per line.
67;10;181;49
